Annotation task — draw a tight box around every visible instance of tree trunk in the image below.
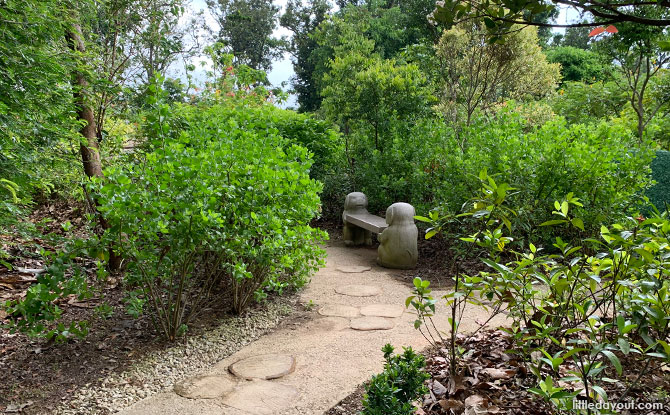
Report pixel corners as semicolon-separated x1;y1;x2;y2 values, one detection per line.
66;22;122;271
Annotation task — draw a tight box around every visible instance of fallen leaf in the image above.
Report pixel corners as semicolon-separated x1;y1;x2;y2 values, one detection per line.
448;374;466;395
481;368;516;380
432;380;448;397
439;398;464;411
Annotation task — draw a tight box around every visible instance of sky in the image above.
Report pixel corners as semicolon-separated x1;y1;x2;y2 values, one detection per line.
177;1;583;108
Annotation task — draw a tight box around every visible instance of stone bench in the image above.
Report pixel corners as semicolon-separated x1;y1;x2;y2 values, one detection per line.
342;192;418;270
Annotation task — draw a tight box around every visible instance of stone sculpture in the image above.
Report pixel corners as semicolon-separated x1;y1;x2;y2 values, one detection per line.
377;202;418;269
342;192;373;246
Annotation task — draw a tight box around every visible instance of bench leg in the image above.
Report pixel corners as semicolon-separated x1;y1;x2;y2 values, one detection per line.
343;222;373;247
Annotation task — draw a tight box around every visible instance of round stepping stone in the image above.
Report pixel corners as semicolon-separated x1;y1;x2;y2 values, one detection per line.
173;375;236;399
229;353;296;380
335;284;381;297
222;380;298;415
306;316;351;332
336;265;371;273
351;316;396;331
360;304;404;318
318;304;359;318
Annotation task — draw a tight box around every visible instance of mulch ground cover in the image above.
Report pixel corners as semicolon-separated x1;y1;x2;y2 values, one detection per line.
327;328;670;415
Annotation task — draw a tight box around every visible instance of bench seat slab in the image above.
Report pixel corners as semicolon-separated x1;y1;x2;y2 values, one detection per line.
344;213;388;234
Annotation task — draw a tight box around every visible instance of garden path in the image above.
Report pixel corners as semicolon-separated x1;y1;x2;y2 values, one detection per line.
117;240;506;415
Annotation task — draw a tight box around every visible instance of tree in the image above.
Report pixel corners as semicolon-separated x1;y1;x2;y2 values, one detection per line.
546;46;610;83
208;0;284;71
280;0;331;112
594;10;670;138
88;0;201;136
561;24;592;49
431;0;670;41
320;29;433;173
435;23;560;132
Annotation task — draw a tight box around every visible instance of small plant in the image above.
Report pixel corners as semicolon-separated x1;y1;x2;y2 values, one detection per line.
408;171;511;375
362;344;430;415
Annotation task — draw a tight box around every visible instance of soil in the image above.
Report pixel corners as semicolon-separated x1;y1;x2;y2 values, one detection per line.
0;200;298;415
325;328;670;415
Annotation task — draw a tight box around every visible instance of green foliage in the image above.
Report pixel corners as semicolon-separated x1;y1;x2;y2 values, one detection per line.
3;234;104;341
419;176;670;412
546;46;611;84
551;81;628;125
427;112;652;245
435;24;560;127
208;0;285;71
280;0;331;112
648;150;670;212
557;24;592;50
96;88;326;340
362;344;430;415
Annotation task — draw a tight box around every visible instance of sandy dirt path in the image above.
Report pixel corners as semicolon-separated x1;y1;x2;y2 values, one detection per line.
118;240;506;415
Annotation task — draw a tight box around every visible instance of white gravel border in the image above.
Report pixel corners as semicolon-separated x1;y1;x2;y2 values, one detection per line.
55;299;296;415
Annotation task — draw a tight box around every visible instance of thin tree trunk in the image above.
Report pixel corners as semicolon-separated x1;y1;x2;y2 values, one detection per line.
66;21;122;271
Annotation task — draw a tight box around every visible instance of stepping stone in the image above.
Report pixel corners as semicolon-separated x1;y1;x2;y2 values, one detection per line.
307;316;350;331
318;304;359;318
336;265;371;273
360;304;404;318
229;354;296;380
350;316;396;331
222;380;298;415
173;375;236;399
335;284;381;297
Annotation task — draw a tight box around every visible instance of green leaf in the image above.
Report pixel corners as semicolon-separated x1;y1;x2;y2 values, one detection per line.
540;219;567;227
601;350;622;375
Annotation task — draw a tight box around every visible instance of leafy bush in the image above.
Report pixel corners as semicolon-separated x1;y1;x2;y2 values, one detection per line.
545;46;611;84
647;150;670;212
96;99;326;340
430;112;653;244
362;344;430;415
322;108;651;242
551;81;627;125
416;176;670;411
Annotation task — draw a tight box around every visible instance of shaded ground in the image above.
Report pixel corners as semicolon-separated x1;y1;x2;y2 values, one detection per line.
0;201;297;414
326;330;670;415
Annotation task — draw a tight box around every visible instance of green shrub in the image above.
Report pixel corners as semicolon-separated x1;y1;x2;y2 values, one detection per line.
97;100;326;340
648;150;670;212
545;46;610;84
418;177;670;412
323;109;651;243
428;111;653;244
362;344;430;415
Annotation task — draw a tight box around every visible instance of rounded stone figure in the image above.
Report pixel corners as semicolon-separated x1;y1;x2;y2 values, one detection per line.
343;192;373;247
377;203;418;269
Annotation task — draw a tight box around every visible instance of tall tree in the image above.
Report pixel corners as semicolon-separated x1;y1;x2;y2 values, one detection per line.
88;0;201;137
281;0;331;112
208;0;284;71
435;23;560;132
561;24;592;49
595;9;670;138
